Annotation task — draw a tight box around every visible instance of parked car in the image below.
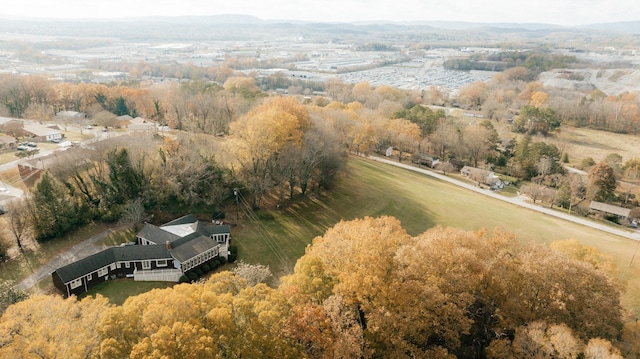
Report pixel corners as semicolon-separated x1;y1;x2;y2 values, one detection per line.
27;142;37;147
16;145;27;150
50;138;61;143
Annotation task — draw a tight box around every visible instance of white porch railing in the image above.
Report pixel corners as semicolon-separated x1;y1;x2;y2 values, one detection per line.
134;269;183;282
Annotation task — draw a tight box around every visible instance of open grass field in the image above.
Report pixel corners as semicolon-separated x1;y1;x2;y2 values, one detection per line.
548;126;640;165
234;156;640;316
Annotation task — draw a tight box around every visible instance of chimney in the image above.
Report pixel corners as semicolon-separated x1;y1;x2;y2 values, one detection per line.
166;241;172;250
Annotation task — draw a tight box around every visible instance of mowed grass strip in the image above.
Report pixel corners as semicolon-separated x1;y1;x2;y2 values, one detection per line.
234;156;640;315
80;279;174;305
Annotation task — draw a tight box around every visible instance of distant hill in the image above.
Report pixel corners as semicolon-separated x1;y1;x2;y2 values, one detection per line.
581;21;640;34
0;14;638;41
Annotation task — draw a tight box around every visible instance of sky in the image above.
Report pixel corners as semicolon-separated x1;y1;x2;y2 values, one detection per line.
1;0;639;26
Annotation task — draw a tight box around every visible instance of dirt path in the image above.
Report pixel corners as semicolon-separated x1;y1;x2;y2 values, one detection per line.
16;228;117;290
366;155;640;242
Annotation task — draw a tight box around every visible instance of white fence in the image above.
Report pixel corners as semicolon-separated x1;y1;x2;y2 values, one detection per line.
134;269;182;282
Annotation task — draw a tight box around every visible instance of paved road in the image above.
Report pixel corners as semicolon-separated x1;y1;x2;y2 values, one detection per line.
366;155;640;242
16;228;117;290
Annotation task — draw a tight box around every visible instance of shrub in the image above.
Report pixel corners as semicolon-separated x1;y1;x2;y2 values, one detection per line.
187;272;198;281
219;256;228;265
202;264;211;273
195;268;203;276
212;210;225;220
211;259;220;269
178;275;189;283
581;157;596;170
228;246;238;263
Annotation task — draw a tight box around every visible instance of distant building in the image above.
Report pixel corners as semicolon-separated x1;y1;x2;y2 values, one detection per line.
385;146;393;157
0;134;17;150
23;123;62;142
411;153;439;168
460;166;505;190
128;117;156;132
56;111;85;119
17;150;90;181
589;201;631;219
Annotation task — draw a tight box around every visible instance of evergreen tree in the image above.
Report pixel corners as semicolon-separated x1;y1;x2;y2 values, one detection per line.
29;171;77;240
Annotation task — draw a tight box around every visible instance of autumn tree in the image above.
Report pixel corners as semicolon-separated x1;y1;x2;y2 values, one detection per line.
587;162;617;202
387;118;421;162
93;110;119;128
0;295;110;358
555;174;585;212
284;218;624;357
513;105;560;135
462;124;495;167
229;97;309;208
0;281;27;314
391;104;445;136
458;81;487;110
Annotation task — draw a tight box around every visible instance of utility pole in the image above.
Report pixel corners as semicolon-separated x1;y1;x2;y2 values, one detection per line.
234;188;239;223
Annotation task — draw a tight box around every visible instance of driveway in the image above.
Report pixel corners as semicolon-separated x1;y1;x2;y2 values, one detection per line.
366;155;640;242
16;228;118;290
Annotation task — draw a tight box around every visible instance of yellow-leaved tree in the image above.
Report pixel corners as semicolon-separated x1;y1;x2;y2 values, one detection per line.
0;218;630;358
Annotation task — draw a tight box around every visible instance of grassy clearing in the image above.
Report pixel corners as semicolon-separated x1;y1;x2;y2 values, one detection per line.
234;156;640;316
547;126;640;165
93;227;137;247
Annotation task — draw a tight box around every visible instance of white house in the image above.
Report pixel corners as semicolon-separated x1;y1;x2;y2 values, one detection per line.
24;123;63;142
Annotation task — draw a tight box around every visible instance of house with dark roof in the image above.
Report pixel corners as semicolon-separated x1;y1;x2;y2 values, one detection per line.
136;214;231;273
589;201;631;219
52;214;231;297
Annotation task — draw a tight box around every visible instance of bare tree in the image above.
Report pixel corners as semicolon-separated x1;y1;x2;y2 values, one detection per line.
3;199;32;252
119;197;147;226
231;260;272;287
535;156;554;183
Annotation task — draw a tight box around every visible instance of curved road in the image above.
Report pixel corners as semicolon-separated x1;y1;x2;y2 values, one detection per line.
366;155;640;242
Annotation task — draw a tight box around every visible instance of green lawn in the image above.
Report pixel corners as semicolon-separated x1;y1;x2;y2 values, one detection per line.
6;155;640;315
234;156;640;316
80;279;174;305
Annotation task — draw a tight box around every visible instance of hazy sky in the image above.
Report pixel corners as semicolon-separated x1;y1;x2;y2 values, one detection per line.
2;0;638;26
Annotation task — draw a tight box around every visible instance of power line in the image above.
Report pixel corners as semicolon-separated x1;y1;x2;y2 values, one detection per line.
235;190;294;274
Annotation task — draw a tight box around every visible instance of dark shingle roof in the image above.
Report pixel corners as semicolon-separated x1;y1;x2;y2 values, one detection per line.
54;215;231;284
139;222;180;245
590;201;631;217
53;245;172;283
171;235;219;262
197;222;231;236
